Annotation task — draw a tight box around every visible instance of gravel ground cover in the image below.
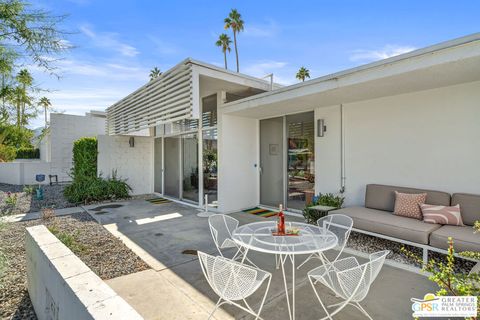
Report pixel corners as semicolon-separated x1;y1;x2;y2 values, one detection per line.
0;183;75;215
0;211;150;320
347;231;476;273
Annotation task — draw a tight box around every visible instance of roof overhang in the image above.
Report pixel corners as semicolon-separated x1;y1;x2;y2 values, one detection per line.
106;59;277;135
222;33;480;119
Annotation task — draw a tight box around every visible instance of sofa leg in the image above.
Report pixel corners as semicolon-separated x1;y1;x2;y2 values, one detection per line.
422;248;428;266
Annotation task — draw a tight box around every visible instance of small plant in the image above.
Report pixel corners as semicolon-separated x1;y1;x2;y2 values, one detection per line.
40;207;55;220
401;238;480;317
48;224;85;253
23;185;34;194
4;192;18;207
303;193;345;224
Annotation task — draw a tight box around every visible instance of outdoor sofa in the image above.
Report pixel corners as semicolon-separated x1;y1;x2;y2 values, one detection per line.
330;184;480;264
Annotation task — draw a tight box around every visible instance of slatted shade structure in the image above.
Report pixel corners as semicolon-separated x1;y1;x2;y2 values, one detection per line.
107;60;197;135
106;59;278;135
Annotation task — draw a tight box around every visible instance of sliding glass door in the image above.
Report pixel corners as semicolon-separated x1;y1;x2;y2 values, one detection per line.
164;137;180;198
181;133;199;203
259;112;315;211
286;112;315;210
260;117;284;207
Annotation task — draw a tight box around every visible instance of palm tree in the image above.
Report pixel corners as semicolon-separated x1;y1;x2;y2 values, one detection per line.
149;67;161;81
296;67;310;82
224;9;244;73
15;69;33;127
215;34;232;69
38;97;51;128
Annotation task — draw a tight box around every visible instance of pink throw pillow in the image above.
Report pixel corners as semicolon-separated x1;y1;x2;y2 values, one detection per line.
420;204;464;226
393;191;427;220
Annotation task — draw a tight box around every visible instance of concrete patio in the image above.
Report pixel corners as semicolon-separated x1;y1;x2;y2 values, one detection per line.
83;199;437;319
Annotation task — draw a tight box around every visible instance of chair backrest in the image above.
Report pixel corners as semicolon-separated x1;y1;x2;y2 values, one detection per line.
197;251;258;301
208;214;239;252
317;214;353;252
336;250;389;302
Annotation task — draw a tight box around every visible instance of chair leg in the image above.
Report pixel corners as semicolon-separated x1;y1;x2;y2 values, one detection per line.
208;298;223;320
254;275;272;320
297;253;316;270
308;275;334;320
354;302;373;320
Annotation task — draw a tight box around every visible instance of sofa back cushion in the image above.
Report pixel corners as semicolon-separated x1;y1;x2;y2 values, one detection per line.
365;184;451;212
451;193;480;226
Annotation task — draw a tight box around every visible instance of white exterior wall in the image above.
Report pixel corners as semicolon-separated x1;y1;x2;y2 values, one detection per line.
315;80;480;206
218;113;259;212
26;225;142;320
0;161;50;185
50;113;106;182
97;135;154;195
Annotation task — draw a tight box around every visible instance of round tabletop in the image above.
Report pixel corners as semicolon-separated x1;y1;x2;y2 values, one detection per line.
232;221;338;255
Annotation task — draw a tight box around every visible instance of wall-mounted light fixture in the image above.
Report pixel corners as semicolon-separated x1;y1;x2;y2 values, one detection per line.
317;119;327;137
129;137;135;148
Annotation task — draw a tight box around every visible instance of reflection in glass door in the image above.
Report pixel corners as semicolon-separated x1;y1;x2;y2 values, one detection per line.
203;129;217;204
154;138;163;193
164;137;180;198
181;133;199;203
286;112;315;210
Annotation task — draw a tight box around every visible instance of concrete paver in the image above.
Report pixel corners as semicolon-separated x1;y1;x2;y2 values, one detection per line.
90;199;438;319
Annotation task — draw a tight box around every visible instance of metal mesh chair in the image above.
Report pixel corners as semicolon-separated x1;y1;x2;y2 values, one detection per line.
208;214;258;267
298;214;353;269
308;250;390;320
198;251;272;320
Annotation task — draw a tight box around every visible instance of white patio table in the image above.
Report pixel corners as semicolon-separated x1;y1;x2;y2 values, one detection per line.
232;221;338;320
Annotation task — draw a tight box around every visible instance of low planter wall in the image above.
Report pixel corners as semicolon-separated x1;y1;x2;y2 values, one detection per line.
0;161;51;185
26;225;143;320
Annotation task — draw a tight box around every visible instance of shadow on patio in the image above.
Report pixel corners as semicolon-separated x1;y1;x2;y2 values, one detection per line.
83;199;437;320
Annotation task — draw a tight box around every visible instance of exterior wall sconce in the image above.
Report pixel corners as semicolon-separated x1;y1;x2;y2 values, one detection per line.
129;137;135;147
317;119;327;137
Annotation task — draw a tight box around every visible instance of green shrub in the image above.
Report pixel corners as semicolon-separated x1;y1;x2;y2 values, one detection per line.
71;137;97;179
0;144;16;162
64;173;131;204
303;193;345;224
15;147;40;159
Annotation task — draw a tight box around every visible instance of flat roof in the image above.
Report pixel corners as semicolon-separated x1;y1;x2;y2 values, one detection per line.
222;32;480;117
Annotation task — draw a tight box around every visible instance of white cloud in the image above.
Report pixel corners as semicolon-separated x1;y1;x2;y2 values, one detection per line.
244;19;279;38
79;24;139;57
147;36;180;55
349;45;417;63
243;60;295;85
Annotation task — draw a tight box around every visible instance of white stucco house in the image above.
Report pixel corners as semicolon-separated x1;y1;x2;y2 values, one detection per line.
0;111;106;185
98;33;480;214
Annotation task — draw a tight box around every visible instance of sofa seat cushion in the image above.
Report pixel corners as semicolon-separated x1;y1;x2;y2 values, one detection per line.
331;207;441;244
429;225;480;252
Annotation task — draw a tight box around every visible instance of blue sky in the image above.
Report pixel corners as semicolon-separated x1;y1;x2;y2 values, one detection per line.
29;0;480;127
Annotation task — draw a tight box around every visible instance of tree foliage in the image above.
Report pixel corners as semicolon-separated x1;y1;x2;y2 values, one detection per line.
0;0;69;72
224;9;244;72
71;137;98;179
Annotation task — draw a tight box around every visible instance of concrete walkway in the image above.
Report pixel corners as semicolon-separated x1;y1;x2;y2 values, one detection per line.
84;199;437;319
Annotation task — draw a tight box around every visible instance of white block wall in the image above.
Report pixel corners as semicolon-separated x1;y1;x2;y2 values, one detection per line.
26;225;143;320
0;161;51;185
50;113;106;182
97;135;154;195
315;80;480;206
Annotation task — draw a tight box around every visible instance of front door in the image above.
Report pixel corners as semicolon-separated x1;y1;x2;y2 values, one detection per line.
164;137;180;198
260;117;284;207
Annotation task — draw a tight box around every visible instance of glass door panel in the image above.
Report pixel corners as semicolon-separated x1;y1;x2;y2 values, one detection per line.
286;112;315;210
181;133;199;203
154;138;163;193
203;129;218;206
260;117;284;207
164;137;180;198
